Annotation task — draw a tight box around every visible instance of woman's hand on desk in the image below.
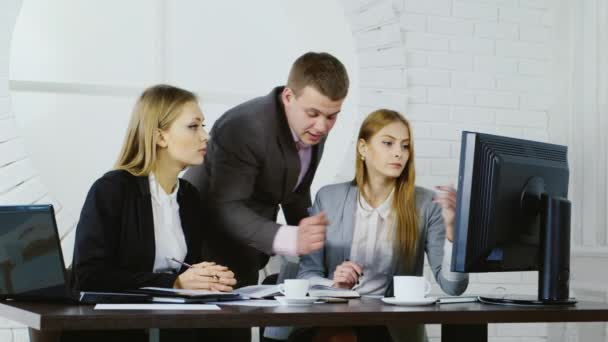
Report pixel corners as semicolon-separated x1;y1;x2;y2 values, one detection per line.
174;263;237;291
433;185;457;242
195;263;238;291
332;261;363;289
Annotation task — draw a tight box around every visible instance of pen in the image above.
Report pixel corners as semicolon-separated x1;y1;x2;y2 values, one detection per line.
167;257;193;268
167;257;220;281
345;259;363;276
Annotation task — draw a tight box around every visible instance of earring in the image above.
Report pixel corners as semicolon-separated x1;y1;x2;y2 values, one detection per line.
360;155;365;161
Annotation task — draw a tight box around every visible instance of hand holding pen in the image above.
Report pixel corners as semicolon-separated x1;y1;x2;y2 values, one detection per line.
168;257;237;291
332;259;363;289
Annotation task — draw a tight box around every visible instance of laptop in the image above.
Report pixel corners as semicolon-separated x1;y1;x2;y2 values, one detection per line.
0;205;150;304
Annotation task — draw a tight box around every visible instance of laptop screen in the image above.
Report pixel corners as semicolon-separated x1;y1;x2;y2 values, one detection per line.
0;205;69;299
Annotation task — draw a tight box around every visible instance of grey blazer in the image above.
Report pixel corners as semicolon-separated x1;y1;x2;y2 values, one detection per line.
298;181;468;297
183;86;325;287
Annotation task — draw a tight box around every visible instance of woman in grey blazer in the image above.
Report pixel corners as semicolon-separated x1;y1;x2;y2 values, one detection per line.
277;109;469;342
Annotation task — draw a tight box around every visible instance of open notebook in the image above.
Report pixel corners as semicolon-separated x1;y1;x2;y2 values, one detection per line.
234;284;359;299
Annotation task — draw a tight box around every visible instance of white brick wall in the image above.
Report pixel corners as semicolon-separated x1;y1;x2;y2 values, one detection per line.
403;0;451;17
358;45;406;68
405;32;449;51
349;1;396;31
355;23;401;49
475;22;519;40
400;13;427;31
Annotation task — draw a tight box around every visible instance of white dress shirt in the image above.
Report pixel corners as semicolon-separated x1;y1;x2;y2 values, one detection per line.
149;173;187;273
350;190;397;295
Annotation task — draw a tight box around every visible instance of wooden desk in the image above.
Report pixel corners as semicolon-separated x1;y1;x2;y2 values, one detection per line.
2;298;608;342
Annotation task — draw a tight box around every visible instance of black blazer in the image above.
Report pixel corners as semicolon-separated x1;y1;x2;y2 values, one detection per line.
183;86;325;286
71;170;205;292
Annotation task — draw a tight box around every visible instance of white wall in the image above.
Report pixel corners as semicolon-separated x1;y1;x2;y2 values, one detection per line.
10;0;164;85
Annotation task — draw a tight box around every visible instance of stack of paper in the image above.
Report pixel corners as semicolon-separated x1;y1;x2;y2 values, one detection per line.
233;284;360;299
233;285;280;299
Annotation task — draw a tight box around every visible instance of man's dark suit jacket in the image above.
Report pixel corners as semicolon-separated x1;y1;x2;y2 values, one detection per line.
71;169;205;291
183;86;325;286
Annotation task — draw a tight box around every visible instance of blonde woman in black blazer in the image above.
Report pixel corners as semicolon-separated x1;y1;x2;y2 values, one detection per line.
67;85;236;342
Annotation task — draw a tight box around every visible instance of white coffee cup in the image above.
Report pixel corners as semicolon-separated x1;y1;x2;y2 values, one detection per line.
393;276;431;300
279;279;310;298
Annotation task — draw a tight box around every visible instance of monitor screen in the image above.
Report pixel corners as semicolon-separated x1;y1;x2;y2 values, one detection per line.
0;205;68;299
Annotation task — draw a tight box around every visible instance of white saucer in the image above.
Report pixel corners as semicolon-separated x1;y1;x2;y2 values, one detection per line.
381;296;437;306
274;296;319;306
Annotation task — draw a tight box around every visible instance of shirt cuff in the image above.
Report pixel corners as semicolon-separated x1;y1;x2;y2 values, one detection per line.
441;240;467;281
272;225;299;257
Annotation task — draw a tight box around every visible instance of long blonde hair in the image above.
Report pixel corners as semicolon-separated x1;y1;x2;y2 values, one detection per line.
354;109;417;270
114;84;197;176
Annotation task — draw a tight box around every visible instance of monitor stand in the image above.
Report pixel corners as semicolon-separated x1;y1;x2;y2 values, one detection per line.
478;295;576;306
481;178;577;306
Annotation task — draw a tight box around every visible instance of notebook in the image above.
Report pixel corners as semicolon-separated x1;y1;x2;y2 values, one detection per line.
132;287;241;303
308;285;360;298
0;205;150;304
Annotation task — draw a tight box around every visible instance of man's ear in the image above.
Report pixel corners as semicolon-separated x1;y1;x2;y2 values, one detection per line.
282;87;295;104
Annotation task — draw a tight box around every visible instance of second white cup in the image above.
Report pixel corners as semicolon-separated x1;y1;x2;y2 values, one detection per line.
393;276;431;300
279;279;310;298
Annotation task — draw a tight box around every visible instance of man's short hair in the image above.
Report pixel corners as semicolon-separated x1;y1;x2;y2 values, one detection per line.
287;52;349;101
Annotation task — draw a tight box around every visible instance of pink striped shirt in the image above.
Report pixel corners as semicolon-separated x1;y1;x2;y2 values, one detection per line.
272;129;312;256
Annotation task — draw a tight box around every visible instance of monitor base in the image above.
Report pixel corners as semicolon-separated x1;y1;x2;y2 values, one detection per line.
479;295;577;306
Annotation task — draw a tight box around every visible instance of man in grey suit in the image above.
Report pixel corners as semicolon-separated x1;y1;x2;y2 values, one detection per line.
184;52;350;288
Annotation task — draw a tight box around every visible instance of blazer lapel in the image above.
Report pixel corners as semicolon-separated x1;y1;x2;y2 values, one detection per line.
135;176;156;272
278;135;300;199
341;184;358;261
314;136;326;167
274;93;300;200
176;185;191;253
176;181;199;266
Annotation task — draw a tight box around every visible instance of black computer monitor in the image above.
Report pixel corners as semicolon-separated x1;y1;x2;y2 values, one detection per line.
452;131;575;306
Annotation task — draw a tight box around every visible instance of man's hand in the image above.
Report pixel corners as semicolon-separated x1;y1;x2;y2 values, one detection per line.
296;212;329;255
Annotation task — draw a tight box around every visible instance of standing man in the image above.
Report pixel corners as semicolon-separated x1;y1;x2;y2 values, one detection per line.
184;52;349;287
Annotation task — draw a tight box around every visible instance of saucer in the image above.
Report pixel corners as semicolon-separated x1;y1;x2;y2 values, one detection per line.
274;296;319;306
381;296;437;306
